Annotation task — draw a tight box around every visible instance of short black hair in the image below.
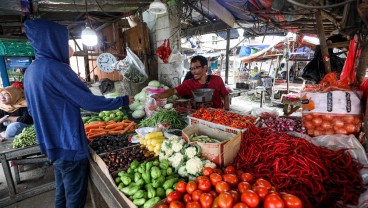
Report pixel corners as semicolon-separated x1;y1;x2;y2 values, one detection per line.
191;55;208;67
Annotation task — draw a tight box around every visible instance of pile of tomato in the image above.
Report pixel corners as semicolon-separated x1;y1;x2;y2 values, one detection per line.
156;166;302;208
192;108;256;129
302;113;361;136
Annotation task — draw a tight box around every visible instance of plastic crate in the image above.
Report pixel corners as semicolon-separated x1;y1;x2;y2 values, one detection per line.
188;115;246;135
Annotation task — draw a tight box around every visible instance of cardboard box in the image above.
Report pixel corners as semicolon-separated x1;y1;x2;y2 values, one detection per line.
182;124;242;167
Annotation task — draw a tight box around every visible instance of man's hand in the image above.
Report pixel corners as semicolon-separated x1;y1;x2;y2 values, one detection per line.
0;115;9;124
129;96;135;104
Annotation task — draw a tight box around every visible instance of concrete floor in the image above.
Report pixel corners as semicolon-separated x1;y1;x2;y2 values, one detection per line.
0;95;286;208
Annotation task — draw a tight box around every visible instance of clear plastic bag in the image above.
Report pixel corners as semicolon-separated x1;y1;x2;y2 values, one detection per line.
119;47;148;83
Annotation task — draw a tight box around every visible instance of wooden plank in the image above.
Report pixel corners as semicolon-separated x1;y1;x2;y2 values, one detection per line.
315;10;331;73
200;0;236;27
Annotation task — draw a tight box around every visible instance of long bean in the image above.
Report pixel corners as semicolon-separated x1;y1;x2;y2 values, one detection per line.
139;109;186;129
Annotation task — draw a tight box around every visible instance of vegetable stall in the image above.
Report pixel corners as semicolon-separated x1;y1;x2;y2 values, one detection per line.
87;76;368;208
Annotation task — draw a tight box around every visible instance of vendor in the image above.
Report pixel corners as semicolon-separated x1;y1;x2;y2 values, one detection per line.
0;86;33;141
153;55;230;110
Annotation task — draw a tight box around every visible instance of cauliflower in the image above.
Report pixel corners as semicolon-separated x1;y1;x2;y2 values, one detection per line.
184;146;197;159
186;157;203;176
165;148;174;157
159;152;168;161
169;135;179;141
168;152;184;168
172;141;184;152
204;160;217;169
178;166;188;177
161;140;171;152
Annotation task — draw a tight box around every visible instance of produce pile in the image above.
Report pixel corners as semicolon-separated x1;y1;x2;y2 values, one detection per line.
101;146;153;173
192;108;256;129
158;166;303;208
82;109;128;124
189;134;221;143
84;120;137;141
159;136;216;180
140;131;166;155
233;124;364;207
13;125;37;148
89;134;135;154
139;109;186;130
258;114;304;133
115;159;184;208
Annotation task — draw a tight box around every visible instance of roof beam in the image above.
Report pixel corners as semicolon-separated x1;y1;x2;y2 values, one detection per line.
200;0;236;28
181;21;230;37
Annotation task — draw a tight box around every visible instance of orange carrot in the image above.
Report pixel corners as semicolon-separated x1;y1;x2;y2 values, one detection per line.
88;131;107;139
105;123;124;129
109;126;125;131
89;128;106;133
120;122;136;135
107;130;124;135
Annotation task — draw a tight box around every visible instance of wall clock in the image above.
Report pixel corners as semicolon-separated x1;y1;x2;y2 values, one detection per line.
96;53;117;73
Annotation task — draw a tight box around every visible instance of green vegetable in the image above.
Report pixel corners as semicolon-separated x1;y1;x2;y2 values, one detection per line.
132;110;145;119
143;197;160;208
150;167;161;179
121;176;132;186
173;182;177;190
156;187;165;198
13;126;38;148
152;176;165;188
147;184;156;199
115;177;121;184
118;171;126;177
137;166;143;173
133;198;146;206
127;167;134;174
142;171;151;184
135;178;145;186
166;188;174;196
146;161;153;171
139;109;186;129
130;160;140;169
153;160;160;166
163;178;178;190
166;167;173;175
133;190;145;199
121;184;140;196
159;159;169;170
117;182;124;190
134;173;142;182
161;169;167;177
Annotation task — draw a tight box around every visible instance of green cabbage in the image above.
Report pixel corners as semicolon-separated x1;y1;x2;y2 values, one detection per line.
132;109;145;119
148;80;160;88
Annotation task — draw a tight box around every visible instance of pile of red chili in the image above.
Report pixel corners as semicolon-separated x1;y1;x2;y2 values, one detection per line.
192;108;256;129
233;124;365;208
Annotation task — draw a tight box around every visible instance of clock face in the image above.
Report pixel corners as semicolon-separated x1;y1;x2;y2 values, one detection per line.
97;53;117;73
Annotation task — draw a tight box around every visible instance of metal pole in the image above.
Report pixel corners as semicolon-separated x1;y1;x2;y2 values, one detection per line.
225;29;230;84
285;37;290;94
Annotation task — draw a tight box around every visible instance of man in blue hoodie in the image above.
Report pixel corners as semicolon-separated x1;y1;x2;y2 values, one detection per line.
24;19;133;208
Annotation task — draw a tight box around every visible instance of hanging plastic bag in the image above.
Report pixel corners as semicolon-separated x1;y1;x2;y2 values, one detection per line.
340;35;361;85
155;39;171;63
120;47;148;83
168;46;185;63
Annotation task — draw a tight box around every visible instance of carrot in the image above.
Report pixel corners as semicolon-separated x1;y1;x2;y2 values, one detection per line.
106;120;116;124
107;130;124;135
120;121;136;135
89;128;106;133
109;126;125;131
85;123;105;131
105;123;124;129
88;131;107;139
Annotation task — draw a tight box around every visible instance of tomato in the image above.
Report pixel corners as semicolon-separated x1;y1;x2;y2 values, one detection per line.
167;191;182;203
186;201;201;208
158;205;169;208
215;181;230;193
236;170;244;179
280;193;302;208
212;196;220;208
240;173;254;183
186;181;198;194
183;193;192;203
176;181;187;194
233;202;249;208
224;166;236;174
192;190;203;202
253;186;268;201
228;190;240;203
196;176;209;184
218;192;234;208
203;167;214;176
241;190;259;208
200;193;214;208
169;201;185;208
214;168;223;175
209;190;218;198
198;179;212;192
222;174;239;187
238;182;251;194
264;193;285;208
210;173;222;186
255;178;272;190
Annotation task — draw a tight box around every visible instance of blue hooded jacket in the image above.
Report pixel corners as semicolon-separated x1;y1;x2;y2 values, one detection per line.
24;19;129;161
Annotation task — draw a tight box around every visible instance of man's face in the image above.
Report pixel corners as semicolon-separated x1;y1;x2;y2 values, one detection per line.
190;60;207;80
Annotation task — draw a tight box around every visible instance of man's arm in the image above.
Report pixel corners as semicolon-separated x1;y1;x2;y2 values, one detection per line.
223;95;230;110
154;88;177;99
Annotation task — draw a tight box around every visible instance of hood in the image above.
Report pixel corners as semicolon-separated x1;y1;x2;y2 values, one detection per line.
24;19;69;64
0;86;24;105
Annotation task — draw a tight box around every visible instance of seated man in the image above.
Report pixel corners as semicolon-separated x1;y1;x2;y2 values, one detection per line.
0;86;33;141
153;55;230;110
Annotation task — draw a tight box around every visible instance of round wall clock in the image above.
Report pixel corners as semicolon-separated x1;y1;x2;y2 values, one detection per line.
96;53;117;73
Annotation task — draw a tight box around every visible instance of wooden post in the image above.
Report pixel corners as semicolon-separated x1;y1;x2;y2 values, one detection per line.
315;10;331;73
225;29;230;84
